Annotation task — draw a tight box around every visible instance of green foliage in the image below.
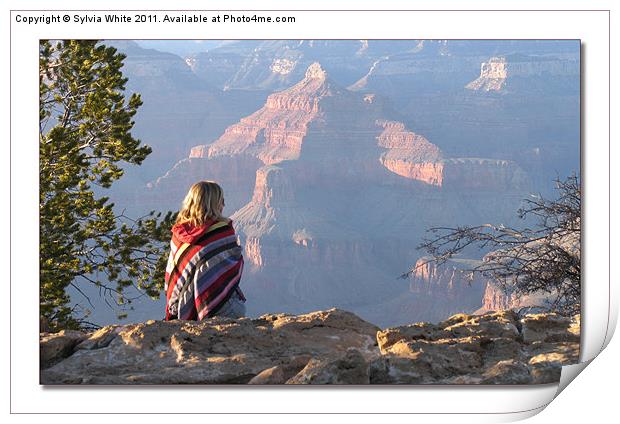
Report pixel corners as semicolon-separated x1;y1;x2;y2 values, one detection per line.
40;40;174;331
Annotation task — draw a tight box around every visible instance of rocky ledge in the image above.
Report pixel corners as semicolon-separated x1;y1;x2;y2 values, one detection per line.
40;309;579;385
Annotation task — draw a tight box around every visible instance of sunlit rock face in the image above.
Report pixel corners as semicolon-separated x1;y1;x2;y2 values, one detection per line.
40;309;579;385
374;120;529;190
376;120;445;186
466;57;509;91
475;281;554;315
466;55;579;92
201;63;331;165
104;41;258;180
100;40;270;218
145;62;533;327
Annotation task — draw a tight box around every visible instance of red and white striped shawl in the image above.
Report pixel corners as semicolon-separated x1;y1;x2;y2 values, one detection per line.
164;219;244;320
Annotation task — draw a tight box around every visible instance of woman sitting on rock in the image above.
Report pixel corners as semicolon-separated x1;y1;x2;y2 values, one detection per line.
164;181;246;320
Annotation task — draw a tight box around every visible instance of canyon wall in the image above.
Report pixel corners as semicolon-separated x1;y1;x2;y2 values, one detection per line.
145;155;263;214
144;62;534;327
348;45;580;191
466;55;580;92
200;64;330;164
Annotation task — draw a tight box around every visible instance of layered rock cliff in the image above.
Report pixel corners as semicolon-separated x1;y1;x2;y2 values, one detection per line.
479;281;522;312
145;154;263;215
103;41;263;183
196;63;334;165
376;120;445;186
466;55;580;92
153;62;528;208
40;309;580;385
411;253;566;317
375;120;529;190
347;43;579;188
466;57;508;91
147;62;532;326
152;62;529;203
230;164;402;315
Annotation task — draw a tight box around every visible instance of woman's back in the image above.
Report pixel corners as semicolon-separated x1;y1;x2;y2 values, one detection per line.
164;181;245;320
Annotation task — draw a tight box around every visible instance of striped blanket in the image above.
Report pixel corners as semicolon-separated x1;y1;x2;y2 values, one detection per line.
164;219;244;320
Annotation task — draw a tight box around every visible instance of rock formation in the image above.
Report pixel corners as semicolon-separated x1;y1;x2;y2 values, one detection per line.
354;258;488;327
347;43;579;189
466;57;509;91
197;62;334;164
102;40;269;217
144;62;533;327
373;310;579;384
466;54;580;92
375;121;529;190
401;254;562;322
442;158;530;191
145;154;263;215
479;281;521;312
406;258;488;314
476;281;550;314
40;309;580;385
187;40;391;91
376;120;444;185
152;60;531;197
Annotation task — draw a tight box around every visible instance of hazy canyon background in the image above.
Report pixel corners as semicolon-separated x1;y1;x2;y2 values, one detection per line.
73;40;580;328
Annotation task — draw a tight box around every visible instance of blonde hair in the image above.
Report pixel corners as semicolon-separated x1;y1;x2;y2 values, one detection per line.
176;181;225;226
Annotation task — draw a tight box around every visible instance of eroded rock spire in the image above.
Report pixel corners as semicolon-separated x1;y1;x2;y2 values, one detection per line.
304;62;327;80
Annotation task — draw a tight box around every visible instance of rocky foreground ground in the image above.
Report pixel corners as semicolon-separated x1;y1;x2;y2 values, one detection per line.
40;309;579;385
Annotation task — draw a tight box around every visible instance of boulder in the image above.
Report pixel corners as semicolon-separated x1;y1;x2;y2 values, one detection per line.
378;337;484;383
480;360;532;384
40;330;88;370
439;310;520;339
377;322;446;352
369;356;424;384
370;311;578;385
520;313;580;344
286;349;370;384
248;356;311;384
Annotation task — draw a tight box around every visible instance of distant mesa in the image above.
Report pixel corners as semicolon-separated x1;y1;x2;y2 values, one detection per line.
466;57;508;92
466;54;581;92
